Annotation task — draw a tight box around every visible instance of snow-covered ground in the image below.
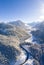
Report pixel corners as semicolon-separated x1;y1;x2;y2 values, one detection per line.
23;59;34;65
15;48;34;65
14;25;37;65
15;51;26;65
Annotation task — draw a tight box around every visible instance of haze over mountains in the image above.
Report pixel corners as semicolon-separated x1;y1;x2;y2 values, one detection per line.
0;20;44;65
30;21;44;43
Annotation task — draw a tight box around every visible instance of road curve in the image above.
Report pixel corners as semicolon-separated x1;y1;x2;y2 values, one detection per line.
20;43;31;65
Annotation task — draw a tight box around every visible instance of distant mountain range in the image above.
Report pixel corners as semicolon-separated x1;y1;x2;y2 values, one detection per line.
9;20;26;28
31;21;44;44
27;22;41;27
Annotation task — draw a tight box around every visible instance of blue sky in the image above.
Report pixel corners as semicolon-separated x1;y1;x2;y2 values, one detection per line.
0;0;44;23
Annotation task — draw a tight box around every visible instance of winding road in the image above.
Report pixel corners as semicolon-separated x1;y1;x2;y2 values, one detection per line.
19;43;33;65
20;44;29;65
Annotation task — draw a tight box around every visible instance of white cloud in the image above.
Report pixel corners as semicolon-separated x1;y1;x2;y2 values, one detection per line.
37;0;44;22
33;0;44;22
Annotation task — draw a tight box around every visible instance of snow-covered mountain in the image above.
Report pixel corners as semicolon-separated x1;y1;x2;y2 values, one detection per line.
0;20;44;65
9;20;26;28
0;21;30;65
